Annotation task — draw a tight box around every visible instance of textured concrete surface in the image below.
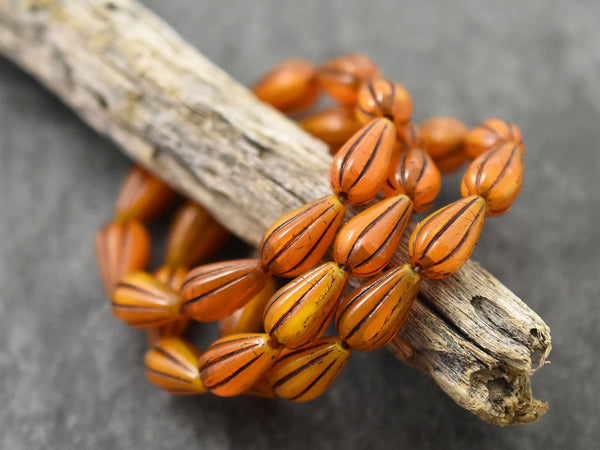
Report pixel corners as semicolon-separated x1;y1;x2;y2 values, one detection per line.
1;0;599;448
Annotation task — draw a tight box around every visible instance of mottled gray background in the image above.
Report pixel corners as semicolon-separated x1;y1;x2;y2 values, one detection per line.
1;1;599;449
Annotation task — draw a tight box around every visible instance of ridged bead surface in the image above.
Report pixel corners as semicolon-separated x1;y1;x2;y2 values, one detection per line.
95;220;151;296
259;195;346;277
317;53;381;105
355;78;413;130
112;272;182;328
245;375;277;399
198;333;281;397
329;118;396;205
461;143;525;216
409;195;487;279
181;259;270;322
384;148;441;213
144;337;207;395
114;166;176;222
219;277;278;336
300;106;362;152
267;336;351;402
336;264;421;351
333;195;413;277
252;59;319;114
463;118;524;159
263;262;348;348
165;201;230;268
420;117;468;173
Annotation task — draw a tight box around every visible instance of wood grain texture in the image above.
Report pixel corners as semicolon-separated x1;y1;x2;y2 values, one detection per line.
0;0;550;425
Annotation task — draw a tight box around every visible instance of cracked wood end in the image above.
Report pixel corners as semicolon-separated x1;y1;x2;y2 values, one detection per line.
0;0;550;425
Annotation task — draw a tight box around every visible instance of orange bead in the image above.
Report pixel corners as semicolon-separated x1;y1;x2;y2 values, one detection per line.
329;118;396;205
336;264;421;351
146;265;191;345
420;117;468;159
333;195;413;277
317;53;381;105
165;201;230;269
409;195;487;279
300;107;363;153
114;166;177;222
95;220;151;296
199;333;281;397
461;143;525;216
263;262;348;348
252;59;319;114
355;78;413;130
384;148;441;213
259;195;346;277
245;375;277;399
267;336;351;402
181;259;271;322
219;277;278;336
397;122;423;151
111;272;182;328
463;118;524;159
144;337;207;395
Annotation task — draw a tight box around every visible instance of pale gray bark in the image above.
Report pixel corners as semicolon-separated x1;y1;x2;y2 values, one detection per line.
0;0;550;425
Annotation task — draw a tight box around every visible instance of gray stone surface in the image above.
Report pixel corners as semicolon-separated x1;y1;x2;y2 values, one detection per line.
1;0;599;448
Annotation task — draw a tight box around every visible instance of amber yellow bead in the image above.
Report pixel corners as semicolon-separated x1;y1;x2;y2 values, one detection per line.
165;201;230;269
463;118;524;159
336;264;421;351
245;375;277;399
461;143;525;216
111;272;182;328
146;265;191;345
263;262;348;348
252;59;319;114
144;337;207;395
384;147;441;213
219;277;278;336
300;107;363;153
333;195;413;277
409;195;487;279
198;333;281;397
259;195;346;277
114;166;177;222
181;259;271;322
329;118;396;205
317;53;381;106
95;220;151;296
267;336;351;402
355;78;413;130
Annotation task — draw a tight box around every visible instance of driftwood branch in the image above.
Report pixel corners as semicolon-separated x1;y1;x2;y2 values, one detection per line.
0;0;551;425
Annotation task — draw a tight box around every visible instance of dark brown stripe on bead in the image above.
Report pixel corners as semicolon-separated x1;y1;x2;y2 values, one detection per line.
182;271;253;307
356;103;376;119
348;123;388;190
145;366;193;384
271;350;333;389
475;143;504;191
198;343;261;372
480;122;505;141
338;120;379;187
487;143;518;192
367;80;383;115
204;353;263;390
153;346;195;376
272;342;330;364
290;360;337;401
110;301;166;313
180;262;249;290
346;201;398;260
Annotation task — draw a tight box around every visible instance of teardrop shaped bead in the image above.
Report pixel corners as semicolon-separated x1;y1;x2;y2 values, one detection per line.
95;220;151;296
384;148;441;213
146;265;191;345
252;59;319;114
219;277;278;336
420;117;468;173
408;195;487;279
181;259;271;322
267;336;351;402
300;106;362;153
112;272;182;328
245;375;277;398
355;78;413;130
461;143;525;216
263;262;348;348
259;195;346;277
329;118;396;205
333;195;413;277
114;166;177;222
316;53;381;106
144;337;207;395
463;118;524;159
198;333;281;397
165;201;230;269
397;122;423;151
336;264;421;351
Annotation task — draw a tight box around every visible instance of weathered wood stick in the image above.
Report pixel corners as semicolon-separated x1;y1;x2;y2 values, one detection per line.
0;0;550;425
